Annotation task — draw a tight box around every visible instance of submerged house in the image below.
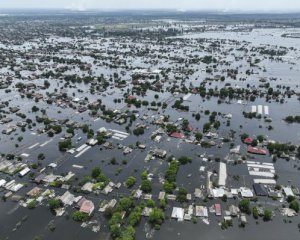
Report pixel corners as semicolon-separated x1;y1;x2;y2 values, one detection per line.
247;146;267;155
170;132;185;139
171;207;185;221
79;199;95;216
153;149;167;158
253;183;268;196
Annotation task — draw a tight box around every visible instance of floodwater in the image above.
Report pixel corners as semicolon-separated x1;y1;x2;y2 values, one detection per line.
0;27;300;240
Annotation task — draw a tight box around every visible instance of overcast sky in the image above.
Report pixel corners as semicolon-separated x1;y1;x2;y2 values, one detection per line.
1;0;300;11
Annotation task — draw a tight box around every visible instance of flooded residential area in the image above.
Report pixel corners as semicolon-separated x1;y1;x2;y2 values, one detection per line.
0;5;300;240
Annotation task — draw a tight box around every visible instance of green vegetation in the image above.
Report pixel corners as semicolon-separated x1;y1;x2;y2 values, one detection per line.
133;127;145;136
289;200;300;213
241;133;249;141
178;156;192;165
176;187;188;203
37;153;45;160
239;199;251;214
203;122;211;132
195;132;203;141
166;124;177;134
221;219;233;229
267;142;296;154
58;139;72;151
149;207;165;227
116;197;134;212
91;167;101;179
48;199;63;211
181;119;189;130
72;211;89;222
243;112;257;119
252;207;259;219
164;160;179;193
263;209;272;221
126;176;136;188
28;200;37;209
284;116;300;123
141;180;152;193
128;207;142;226
172;99;189;111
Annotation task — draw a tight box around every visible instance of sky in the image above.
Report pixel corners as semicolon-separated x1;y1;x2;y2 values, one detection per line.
1;0;300;12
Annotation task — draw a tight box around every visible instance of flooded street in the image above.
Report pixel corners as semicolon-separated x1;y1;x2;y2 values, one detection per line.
0;9;299;240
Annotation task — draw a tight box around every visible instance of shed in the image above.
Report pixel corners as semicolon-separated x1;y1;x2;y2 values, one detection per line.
253;183;268;196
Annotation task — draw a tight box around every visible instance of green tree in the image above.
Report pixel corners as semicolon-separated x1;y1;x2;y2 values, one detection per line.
203;122;211;132
239;199;251;214
117;197;134;212
37;153;45;160
263;209;272;221
128;207;142;226
182;119;189;130
126;176;136;188
166;124;177;133
72;211;89;222
91;167;101;179
195;132;203;141
177;187;188;203
48;199;62;211
28;200;37;209
120;226;135;240
252;207;259;219
149;207;164;226
221;194;227;202
164;181;175;194
178;156;191;165
141;180;152;193
58;139;72;151
110;224;121;239
289;200;299;213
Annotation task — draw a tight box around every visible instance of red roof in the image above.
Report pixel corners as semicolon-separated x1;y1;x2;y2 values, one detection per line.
191;88;198;94
80;200;95;215
247;146;267;155
127;96;136;100
170;132;185;139
215;204;222;216
186;125;193;132
244;137;253;144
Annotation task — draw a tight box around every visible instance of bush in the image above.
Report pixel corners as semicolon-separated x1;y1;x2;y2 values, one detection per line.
263;209;272;221
126;176;136;188
252;207;259;219
178;156;192;165
133;127;144;136
287;195;295;203
239;199;251;214
289;200;299;213
48;199;62;211
28;200;37;209
72;211;89;222
58;139;72;151
91;167;101;179
37;153;45;160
